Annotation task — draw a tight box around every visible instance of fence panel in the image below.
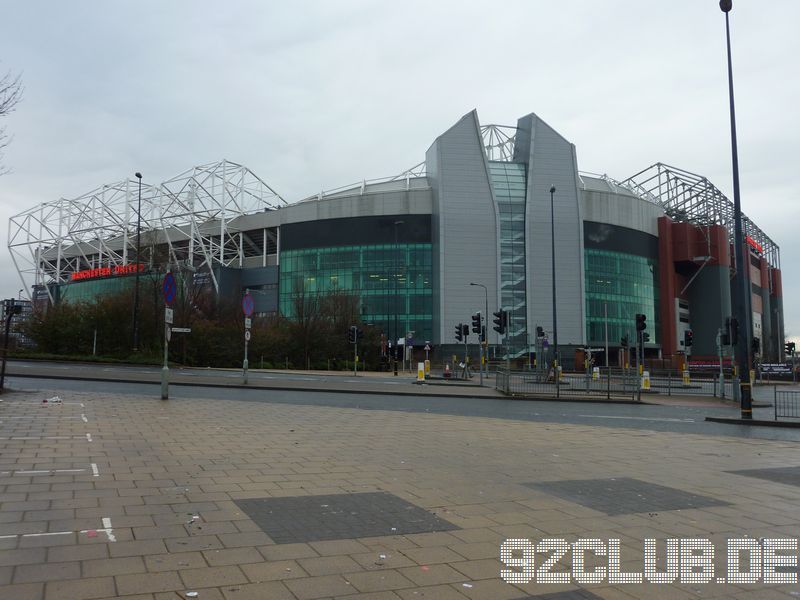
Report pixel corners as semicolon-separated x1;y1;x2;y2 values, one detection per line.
495;368;637;401
774;389;800;420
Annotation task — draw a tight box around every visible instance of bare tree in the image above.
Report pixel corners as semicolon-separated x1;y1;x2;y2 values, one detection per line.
0;70;23;175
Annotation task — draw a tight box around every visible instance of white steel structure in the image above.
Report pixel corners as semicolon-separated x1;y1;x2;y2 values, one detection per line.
8;160;285;301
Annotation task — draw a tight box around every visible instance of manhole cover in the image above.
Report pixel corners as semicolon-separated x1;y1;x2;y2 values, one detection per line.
524;477;729;516
234;491;459;544
727;466;800;487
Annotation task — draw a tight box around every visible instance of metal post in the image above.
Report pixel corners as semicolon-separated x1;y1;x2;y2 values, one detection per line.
793;350;797;385
550;185;559;377
132;172;142;352
0;304;15;392
478;325;483;385
604;302;609;368
161;322;169;400
243;333;249;384
354;338;358;376
720;1;752;418
393;220;403;377
93;328;97;356
717;329;724;398
636;331;642;403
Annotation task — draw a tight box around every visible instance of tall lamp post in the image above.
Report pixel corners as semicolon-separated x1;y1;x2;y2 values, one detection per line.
719;0;752;419
132;172;143;353
550;185;559;369
470;282;489;382
392;220;404;375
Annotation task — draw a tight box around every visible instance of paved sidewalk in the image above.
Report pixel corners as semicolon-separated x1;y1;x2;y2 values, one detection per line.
1;389;799;599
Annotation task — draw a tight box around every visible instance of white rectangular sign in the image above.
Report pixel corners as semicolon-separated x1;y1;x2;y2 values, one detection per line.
244;317;252;329
171;327;191;333
165;307;174;324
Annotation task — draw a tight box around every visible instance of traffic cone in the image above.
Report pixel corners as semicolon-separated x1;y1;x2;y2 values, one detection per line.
444;364;451;379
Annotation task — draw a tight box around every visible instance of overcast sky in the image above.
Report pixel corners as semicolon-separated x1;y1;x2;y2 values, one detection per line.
1;1;797;337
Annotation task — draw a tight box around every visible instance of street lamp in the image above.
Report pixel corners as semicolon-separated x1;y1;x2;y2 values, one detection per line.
392;220;404;375
719;0;752;419
470;282;489;382
18;289;23;300
132;172;143;353
550;185;559;368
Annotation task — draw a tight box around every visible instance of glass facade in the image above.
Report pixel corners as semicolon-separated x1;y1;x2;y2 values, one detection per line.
489;161;528;356
584;249;659;345
279;243;433;342
54;275;137;304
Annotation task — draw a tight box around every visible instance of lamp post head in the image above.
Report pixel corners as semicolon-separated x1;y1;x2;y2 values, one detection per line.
549;185;556;194
134;172;142;180
719;0;732;13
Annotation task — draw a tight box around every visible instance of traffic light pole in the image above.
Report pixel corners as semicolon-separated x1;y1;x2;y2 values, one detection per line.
717;328;725;399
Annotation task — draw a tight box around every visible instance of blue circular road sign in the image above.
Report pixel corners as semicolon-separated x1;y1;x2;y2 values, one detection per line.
242;293;254;317
163;272;177;306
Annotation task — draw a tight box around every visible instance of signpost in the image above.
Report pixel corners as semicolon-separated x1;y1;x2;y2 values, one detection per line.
161;272;176;400
242;292;254;384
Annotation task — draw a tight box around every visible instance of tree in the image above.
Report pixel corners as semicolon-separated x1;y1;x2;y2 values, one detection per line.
0;70;23;175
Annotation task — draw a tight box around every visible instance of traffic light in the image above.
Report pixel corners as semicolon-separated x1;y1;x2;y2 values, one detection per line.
471;313;482;335
347;325;358;344
684;330;693;347
536;326;544;338
492;310;507;335
642;332;651;343
356;327;364;341
635;313;647;332
462;323;470;339
730;317;739;345
751;337;760;354
620;335;629;348
785;341;796;355
455;323;464;342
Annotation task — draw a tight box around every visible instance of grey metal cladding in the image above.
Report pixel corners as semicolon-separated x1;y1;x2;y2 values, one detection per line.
517;112;586;346
426;110;499;345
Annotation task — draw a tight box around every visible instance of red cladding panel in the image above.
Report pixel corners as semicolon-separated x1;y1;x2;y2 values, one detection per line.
771;268;783;297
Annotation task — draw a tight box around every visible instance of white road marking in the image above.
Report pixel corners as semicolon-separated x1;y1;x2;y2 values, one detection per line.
86;433;93;442
577;414;696;423
0;517;116;543
101;517;116;542
81;413;88;423
3;416;83;419
91;463;99;477
0;436;85;440
7;468;88;476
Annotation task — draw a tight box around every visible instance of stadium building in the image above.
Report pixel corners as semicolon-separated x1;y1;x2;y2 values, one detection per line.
8;109;784;368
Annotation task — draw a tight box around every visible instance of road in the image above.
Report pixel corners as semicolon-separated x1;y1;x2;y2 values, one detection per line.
4;360;800;442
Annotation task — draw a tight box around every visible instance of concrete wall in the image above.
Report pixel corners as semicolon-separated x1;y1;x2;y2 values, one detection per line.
426;110;500;345
230;185;433;232
515;112;586;348
580;179;663;236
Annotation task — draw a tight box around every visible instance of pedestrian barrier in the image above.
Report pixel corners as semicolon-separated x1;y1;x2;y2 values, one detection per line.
494;367;638;401
774;389;800;420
